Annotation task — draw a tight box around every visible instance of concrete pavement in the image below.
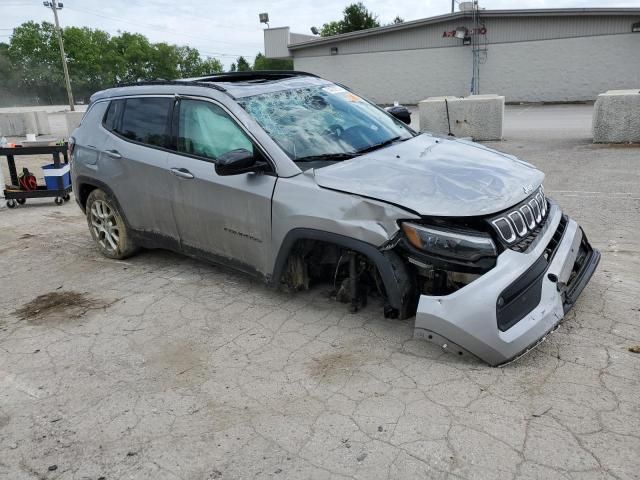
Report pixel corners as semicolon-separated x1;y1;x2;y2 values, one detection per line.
0;105;639;479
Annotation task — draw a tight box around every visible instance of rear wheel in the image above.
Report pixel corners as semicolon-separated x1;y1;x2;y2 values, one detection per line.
86;189;138;259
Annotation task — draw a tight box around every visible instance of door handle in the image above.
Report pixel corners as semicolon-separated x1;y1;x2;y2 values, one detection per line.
170;167;194;179
104;149;121;159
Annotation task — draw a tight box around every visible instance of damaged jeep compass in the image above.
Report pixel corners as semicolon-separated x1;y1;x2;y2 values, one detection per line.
70;71;600;366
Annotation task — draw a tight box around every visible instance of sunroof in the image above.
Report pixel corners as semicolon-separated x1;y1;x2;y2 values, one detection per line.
193;71;316;83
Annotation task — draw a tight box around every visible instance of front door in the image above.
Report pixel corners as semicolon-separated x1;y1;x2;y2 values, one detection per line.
165;98;276;277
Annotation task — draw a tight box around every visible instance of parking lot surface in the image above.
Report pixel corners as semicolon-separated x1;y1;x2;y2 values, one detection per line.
1;105;639;479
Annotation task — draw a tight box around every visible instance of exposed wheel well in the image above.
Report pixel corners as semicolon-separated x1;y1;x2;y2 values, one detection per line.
272;229;417;319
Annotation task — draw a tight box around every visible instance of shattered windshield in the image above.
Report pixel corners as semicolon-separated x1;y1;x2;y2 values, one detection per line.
237;84;413;162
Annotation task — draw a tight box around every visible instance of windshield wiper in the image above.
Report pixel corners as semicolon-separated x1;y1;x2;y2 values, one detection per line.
356;135;402;154
294;153;356;162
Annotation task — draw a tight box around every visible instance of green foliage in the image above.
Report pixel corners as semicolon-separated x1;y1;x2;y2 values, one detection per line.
319;21;343;37
392;16;405;24
236;56;251;72
1;21;224;106
319;2;380;37
252;53;293;71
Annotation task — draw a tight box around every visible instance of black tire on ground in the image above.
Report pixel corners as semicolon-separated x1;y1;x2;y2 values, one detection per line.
85;189;138;260
16;198;26;205
54;197;64;205
63;194;70;201
6;199;17;208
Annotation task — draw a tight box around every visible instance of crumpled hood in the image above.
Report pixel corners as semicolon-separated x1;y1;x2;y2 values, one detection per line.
313;134;545;217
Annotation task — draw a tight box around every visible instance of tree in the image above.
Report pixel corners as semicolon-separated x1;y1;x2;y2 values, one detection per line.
252;52;293;71
7;21;67;104
318;2;380;37
319;21;343;37
236;56;251;72
1;21;229;106
392;16;404;24
196;57;223;76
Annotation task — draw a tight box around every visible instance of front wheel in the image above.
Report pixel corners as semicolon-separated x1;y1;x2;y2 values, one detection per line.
86;189;138;259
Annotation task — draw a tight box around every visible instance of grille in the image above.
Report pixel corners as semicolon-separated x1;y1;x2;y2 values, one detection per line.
489;186;549;251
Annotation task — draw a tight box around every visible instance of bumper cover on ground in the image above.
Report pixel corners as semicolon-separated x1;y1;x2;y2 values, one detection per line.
414;204;600;366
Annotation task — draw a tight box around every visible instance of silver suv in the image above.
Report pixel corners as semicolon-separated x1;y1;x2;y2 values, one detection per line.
70;72;599;365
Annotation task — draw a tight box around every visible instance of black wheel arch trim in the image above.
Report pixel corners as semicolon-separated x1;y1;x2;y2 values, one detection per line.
75;176;127;220
271;228;412;311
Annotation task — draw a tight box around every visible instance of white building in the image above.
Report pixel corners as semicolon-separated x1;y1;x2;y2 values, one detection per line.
264;8;640;104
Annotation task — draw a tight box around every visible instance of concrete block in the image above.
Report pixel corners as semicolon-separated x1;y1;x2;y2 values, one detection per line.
592;89;640;143
0;113;27;136
21;112;39;136
34;111;51;135
418;94;504;141
0;111;52;136
64;111;84;136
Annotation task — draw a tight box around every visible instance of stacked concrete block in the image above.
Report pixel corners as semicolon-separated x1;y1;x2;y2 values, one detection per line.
0;111;51;136
418;94;505;141
0;113;29;136
592;89;640;143
34;111;51;135
64;111;84;136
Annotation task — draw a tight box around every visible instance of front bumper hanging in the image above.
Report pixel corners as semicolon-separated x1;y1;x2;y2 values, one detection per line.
413;203;600;366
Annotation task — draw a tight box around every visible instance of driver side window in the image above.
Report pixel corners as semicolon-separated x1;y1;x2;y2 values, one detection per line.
177;99;253;161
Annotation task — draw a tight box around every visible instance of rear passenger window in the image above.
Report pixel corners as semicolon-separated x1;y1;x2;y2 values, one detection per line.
109;97;173;148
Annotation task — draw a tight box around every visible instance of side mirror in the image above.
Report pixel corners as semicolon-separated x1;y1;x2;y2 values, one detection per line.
215;148;256;176
385;105;412;125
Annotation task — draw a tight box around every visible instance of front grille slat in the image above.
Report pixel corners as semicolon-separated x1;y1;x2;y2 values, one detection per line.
488;187;550;251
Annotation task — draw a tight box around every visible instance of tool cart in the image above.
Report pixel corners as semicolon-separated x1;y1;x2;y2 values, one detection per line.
1;143;71;208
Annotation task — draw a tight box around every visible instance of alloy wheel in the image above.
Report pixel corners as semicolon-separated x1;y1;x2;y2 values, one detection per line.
90;200;120;253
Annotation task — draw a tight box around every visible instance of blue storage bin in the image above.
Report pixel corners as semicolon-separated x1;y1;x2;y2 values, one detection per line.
42;163;71;190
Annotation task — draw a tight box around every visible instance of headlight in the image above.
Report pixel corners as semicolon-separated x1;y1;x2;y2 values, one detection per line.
400;222;497;262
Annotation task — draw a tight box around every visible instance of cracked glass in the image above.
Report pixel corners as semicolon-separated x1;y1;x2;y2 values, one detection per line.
238;84;412;161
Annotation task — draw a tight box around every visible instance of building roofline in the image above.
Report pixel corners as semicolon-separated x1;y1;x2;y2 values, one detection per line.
288;7;640;49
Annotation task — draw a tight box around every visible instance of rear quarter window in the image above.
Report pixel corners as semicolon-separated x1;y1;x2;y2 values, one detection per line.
103;99;124;132
104;97;173;148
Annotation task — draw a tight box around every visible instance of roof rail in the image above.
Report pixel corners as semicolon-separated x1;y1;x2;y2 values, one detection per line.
115;79;227;92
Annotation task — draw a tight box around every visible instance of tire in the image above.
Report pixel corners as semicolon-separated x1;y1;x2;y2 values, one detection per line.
54;197;64;205
85;189;138;260
6;199;17;209
62;194;70;201
16;198;26;205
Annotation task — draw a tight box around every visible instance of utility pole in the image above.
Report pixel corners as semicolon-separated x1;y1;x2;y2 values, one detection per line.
43;1;75;111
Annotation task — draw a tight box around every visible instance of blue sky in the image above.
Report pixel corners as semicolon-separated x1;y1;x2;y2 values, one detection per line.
1;0;637;68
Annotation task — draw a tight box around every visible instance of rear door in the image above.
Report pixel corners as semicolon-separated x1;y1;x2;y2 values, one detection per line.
165;97;276;276
100;96;179;243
